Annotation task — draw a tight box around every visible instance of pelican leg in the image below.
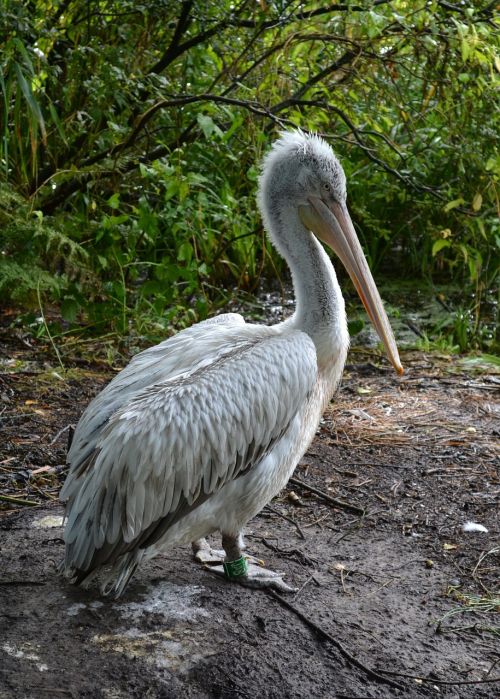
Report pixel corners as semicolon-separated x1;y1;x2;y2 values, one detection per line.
206;533;297;593
192;535;263;566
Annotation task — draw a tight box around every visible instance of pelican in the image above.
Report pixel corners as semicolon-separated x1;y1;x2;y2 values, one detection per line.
59;130;402;597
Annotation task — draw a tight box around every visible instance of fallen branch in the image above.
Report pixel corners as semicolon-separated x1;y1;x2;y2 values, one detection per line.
266;590;404;691
0;494;39;507
264;504;305;540
289;477;364;515
261;539;316;567
0;580;46;586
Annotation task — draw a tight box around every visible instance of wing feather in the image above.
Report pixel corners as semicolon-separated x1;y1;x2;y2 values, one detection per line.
62;328;317;576
61;313;246;501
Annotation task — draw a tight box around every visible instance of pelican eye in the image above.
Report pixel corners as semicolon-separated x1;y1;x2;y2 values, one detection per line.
323;182;331;192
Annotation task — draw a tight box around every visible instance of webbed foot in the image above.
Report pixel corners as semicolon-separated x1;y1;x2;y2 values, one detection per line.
194;533;296;592
208;558;297;593
192;538;225;565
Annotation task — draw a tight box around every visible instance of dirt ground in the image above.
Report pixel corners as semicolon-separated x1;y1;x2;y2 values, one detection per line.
0;328;499;699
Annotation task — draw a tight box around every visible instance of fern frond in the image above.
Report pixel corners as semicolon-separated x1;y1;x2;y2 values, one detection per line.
34;222;88;262
0;259;65;304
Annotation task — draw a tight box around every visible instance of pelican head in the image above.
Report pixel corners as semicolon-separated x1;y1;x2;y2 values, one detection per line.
258;130;403;375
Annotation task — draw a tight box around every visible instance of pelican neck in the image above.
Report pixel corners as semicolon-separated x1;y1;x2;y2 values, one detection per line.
270;207;349;361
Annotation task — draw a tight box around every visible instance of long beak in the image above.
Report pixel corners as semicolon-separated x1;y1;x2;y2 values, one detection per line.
299;196;403;375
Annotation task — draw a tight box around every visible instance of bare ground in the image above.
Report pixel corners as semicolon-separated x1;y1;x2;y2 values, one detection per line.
0;331;499;699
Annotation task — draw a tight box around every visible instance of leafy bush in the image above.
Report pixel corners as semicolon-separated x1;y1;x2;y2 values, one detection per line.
0;1;498;349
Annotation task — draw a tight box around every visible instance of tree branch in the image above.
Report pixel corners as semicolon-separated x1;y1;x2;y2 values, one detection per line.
39;83;474;215
271;50;359;114
113;94;287;157
230;0;393;29
285;97;476;214
144;0;391;74
38;94;291;213
148;1;194;74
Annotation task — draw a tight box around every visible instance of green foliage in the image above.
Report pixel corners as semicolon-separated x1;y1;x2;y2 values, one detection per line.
0;1;498;349
0;185;87;305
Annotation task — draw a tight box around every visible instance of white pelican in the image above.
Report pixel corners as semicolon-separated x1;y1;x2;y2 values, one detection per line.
60;130;402;596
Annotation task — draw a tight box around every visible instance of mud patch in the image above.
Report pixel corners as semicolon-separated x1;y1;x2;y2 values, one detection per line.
3;642;48;673
93;626;216;674
32;515;64;529
0;345;499;698
116;582;211;624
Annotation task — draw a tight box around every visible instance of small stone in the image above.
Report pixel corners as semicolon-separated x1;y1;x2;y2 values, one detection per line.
287;491;303;506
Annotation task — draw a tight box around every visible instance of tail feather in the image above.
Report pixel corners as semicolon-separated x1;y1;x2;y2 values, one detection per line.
58;548;144;598
101;550;144;598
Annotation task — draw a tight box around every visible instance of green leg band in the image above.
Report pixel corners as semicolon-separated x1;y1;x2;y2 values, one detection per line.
223;556;248;579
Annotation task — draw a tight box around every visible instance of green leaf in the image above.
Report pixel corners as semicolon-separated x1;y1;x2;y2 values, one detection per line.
348;319;365;335
247;165;258;182
178;181;189;201
467;251;482;281
461;38;470;62
165;180;179;201
177;241;193;263
432;239;451;256
13;62;46;142
48;102;68;145
485;156;499;173
61;298;80;323
472;193;482;211
222;113;244;142
108;193;120;209
197;114;222;140
443;198;465;212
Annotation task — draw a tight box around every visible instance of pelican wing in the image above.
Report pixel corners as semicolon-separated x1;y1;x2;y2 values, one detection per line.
61;312;245;501
62;327;317;576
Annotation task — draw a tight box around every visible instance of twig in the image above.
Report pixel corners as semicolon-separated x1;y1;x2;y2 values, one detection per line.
37;279;65;371
292;574;319;601
0;580;46;586
472;547;499;578
376;669;500;686
436;623;500;635
303;512;331;528
383;558;429;573
0;457;17;466
404;319;425;338
112;93;288;157
29;482;58;501
0;494;39;507
264;504;305;540
266;590;404;691
49;423;74;446
289;477;365;515
261;539;316;567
